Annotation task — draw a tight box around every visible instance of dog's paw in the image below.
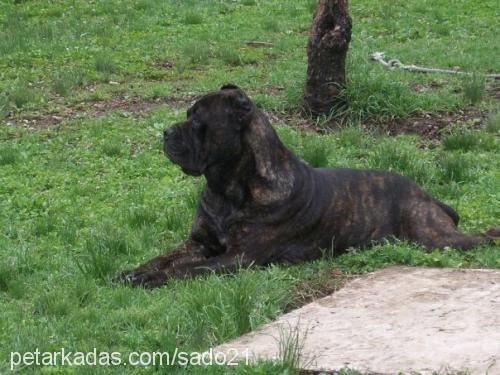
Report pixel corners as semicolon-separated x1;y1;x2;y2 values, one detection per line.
111;269;138;284
112;269;168;289
484;227;500;241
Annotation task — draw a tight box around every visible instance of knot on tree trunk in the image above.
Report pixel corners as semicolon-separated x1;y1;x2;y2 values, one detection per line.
304;0;352;117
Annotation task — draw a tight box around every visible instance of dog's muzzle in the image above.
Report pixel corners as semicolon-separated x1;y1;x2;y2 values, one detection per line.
163;127;175;139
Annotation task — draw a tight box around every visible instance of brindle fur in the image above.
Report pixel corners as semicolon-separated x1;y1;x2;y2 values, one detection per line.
116;86;499;288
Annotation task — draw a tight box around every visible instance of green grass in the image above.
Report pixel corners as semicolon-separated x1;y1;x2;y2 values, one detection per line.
437;153;472;183
369;139;432;186
486;111;500;134
10;82;37;108
52;68;87;97
101;140;125;157
462;74;485;105
296;134;331;168
95;54;116;80
442;126;479;151
216;47;244;67
276;321;307;373
337;126;366;148
308;0;318;13
0;0;499;373
0;146;19;166
0;93;9;119
262;19;280;32
182;11;204;26
180;41;213;69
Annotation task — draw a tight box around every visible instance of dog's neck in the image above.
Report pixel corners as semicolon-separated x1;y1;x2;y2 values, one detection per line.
203;109;297;206
203;155;251;205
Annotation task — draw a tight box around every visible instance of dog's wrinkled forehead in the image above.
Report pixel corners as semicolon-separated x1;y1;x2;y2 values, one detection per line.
187;85;250;120
187;93;224;118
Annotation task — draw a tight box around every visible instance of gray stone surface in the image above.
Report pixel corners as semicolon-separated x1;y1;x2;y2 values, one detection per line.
212;267;500;374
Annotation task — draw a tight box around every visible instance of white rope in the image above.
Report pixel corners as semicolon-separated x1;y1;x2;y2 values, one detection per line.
370;52;500;79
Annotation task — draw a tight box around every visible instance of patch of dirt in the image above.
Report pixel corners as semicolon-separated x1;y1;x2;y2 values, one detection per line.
264;52;279;60
2;94;199;130
3;89;491;140
260;107;490;140
3;114;63;130
266;109;322;133
87;95;190;117
153;60;175;70
368;109;488;140
487;80;500;100
408;80;446;93
284;268;353;313
253;85;285;96
244;41;273;48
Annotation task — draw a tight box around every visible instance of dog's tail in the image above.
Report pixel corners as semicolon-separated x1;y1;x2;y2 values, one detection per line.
433;200;499;242
434;199;460;226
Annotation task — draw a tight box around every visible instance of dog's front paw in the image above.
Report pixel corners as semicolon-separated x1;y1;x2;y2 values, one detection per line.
112;269;134;284
484;227;500;241
112;269;168;289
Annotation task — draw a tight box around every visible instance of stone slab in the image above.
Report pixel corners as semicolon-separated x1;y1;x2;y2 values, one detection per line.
212;267;500;374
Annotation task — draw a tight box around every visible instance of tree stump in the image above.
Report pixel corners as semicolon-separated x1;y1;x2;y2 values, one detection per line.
304;0;352;116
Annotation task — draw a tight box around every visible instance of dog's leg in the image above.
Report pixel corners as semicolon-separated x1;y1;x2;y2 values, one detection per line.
125;252;258;289
403;201;498;250
113;239;207;284
417;230;490;250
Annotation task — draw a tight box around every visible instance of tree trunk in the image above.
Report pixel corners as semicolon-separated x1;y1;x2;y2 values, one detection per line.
304;0;352;116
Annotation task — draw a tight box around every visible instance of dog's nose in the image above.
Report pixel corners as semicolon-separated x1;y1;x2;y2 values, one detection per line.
164;128;174;138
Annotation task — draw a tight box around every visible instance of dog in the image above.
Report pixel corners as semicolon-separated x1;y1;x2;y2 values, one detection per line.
116;85;499;288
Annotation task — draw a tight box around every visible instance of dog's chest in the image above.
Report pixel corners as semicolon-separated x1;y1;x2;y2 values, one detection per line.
200;196;246;245
213;206;248;247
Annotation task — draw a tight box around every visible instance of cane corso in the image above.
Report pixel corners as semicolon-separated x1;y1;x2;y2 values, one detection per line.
116;85;499;288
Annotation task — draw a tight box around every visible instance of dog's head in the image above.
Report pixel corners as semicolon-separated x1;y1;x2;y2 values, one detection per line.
164;85;254;177
164;85;295;203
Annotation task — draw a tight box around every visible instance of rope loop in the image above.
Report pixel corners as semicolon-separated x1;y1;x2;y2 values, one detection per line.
388;59;402;68
370;51;500;79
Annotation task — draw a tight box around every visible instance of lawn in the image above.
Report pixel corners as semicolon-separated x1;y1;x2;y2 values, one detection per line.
0;0;499;373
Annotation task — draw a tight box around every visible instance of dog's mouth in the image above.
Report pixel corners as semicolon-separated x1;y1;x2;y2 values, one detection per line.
180;166;202;176
164;144;203;177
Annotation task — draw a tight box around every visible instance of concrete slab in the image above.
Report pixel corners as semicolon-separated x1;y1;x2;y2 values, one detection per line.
212;267;500;374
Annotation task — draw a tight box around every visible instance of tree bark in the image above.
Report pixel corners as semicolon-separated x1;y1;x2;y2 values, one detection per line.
304;0;352;116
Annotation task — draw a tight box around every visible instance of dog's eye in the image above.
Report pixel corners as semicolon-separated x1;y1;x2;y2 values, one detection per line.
192;120;206;135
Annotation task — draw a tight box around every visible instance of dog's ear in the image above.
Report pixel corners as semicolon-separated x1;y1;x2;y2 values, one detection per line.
221;85;252;113
220;84;240;91
234;91;252;112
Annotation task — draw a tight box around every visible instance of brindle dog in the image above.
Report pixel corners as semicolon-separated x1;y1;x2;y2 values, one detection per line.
116;85;499;288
